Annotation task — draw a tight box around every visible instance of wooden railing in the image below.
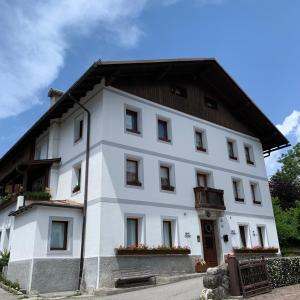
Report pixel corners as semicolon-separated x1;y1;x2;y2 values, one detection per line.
194;186;225;210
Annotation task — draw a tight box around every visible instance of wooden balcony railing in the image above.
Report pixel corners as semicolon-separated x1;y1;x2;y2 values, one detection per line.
194;186;226;210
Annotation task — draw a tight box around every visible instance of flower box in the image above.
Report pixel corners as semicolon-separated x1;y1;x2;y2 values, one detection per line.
233;247;278;254
115;248;191;256
195;264;207;273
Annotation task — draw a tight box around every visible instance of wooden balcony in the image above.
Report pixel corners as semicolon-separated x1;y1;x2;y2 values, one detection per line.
194;186;226;210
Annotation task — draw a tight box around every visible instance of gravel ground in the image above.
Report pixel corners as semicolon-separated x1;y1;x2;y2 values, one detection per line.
252;284;300;300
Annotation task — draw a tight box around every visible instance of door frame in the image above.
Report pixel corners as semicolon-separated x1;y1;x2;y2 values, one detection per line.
200;218;220;267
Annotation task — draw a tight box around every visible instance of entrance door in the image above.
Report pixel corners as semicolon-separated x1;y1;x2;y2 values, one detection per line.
201;219;218;268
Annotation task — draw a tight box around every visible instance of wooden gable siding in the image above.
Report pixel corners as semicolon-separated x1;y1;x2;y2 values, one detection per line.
112;76;256;137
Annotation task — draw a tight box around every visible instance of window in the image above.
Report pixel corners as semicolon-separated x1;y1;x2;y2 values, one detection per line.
50;221;68;250
250;182;261;205
160;165;175;192
239;225;247;248
227;139;238;160
244;145;254;165
125;109;140;134
195;130;206;152
232;179;244;202
158;118;171;143
74;115;84;143
257;226;265;247
163;221;173;247
126;159;141;186
205;97;218;110
197;173;208;188
126;218;138;247
72;164;82;193
171;86;187;98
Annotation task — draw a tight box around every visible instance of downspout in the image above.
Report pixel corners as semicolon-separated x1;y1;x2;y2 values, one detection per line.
68;93;91;291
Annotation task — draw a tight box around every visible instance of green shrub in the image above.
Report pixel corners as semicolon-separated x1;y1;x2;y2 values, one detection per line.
0;250;10;273
266;257;300;288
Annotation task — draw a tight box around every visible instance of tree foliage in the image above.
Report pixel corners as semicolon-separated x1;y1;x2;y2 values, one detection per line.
272;197;300;248
269;143;300;209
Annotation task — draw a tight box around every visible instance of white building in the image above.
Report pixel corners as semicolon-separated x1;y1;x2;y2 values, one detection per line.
0;59;289;293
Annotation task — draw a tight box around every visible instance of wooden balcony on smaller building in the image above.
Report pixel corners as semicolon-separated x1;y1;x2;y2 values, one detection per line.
194;186;226;210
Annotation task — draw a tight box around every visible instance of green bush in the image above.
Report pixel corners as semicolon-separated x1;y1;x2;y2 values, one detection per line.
0;250;10;273
266;257;300;288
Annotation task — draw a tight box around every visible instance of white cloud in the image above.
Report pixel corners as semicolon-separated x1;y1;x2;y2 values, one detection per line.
265;110;300;176
0;0;147;119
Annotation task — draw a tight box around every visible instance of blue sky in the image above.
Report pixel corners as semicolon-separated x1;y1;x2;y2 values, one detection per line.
0;0;299;175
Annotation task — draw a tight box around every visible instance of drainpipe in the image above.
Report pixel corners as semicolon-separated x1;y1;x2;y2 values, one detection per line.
68;93;91;291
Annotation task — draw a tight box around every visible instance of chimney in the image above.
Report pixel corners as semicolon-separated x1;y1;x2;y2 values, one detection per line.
48;88;64;107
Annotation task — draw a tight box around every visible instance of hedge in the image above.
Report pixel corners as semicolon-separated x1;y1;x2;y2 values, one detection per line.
266;256;300;288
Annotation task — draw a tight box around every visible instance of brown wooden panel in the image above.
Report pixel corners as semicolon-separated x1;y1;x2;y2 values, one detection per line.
112;76;256;137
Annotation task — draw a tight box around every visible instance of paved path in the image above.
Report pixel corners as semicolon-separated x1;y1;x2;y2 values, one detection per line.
252;284;300;300
82;277;203;300
0;288;19;300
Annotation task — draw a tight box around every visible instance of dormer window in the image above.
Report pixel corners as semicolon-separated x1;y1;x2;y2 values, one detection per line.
205;97;218;110
171;86;187;98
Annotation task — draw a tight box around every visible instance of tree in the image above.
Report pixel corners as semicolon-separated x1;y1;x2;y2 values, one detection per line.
269;143;300;209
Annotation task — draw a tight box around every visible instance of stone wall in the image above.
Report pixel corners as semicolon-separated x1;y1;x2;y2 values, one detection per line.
200;265;230;300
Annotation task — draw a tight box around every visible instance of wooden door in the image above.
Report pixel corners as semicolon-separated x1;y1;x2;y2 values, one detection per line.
201;220;218;268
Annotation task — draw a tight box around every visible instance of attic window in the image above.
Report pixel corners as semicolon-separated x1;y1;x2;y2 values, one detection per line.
171;86;187;98
205;98;218;110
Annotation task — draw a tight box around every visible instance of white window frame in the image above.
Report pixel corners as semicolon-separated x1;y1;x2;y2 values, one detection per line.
124;214;145;247
72;162;82;195
159;161;176;193
226;138;239;162
74;114;84;144
124;154;144;189
244;143;255;166
232;177;245;203
256;225;269;247
124;104;142;136
194;127;208;154
157;115;172;144
195;168;214;188
161;216;179;247
238;224;251;248
47;217;73;255
250;181;262;205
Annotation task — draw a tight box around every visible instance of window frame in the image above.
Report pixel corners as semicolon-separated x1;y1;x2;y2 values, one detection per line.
48;217;73;255
205;97;218;110
157;115;172;144
124;155;143;189
162;220;173;247
124;105;142;136
227;138;238;161
74;114;84;144
244;143;255;166
124;214;145;247
250;181;261;205
72;162;82;194
194;127;208;153
159;163;175;192
170;85;187;98
238;224;249;248
232;178;245;203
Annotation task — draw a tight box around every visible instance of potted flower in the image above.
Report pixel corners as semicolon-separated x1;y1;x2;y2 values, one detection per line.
195;258;207;273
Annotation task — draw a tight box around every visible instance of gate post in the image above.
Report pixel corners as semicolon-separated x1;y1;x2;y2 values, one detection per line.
227;256;241;296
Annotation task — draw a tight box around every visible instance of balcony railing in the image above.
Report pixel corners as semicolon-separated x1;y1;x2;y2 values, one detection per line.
194;186;226;210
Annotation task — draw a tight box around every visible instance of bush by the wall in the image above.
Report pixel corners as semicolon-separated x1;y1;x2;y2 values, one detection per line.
266;256;300;288
0;250;10;274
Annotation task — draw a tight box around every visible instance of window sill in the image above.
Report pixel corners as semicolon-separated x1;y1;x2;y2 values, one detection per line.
247;160;255;165
161;186;175;192
253;201;262;205
74;138;83;145
196;147;207;152
126;129;141;135
235;198;245;203
126;181;142;187
229;156;238;161
158;138;172;144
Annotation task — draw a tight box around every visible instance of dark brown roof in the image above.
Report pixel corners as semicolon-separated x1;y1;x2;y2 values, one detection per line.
0;58;289;166
9;200;83;217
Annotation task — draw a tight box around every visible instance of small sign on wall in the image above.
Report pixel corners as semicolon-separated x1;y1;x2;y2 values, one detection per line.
185;232;191;238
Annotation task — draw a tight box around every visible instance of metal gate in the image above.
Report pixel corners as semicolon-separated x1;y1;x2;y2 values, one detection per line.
237;259;272;298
